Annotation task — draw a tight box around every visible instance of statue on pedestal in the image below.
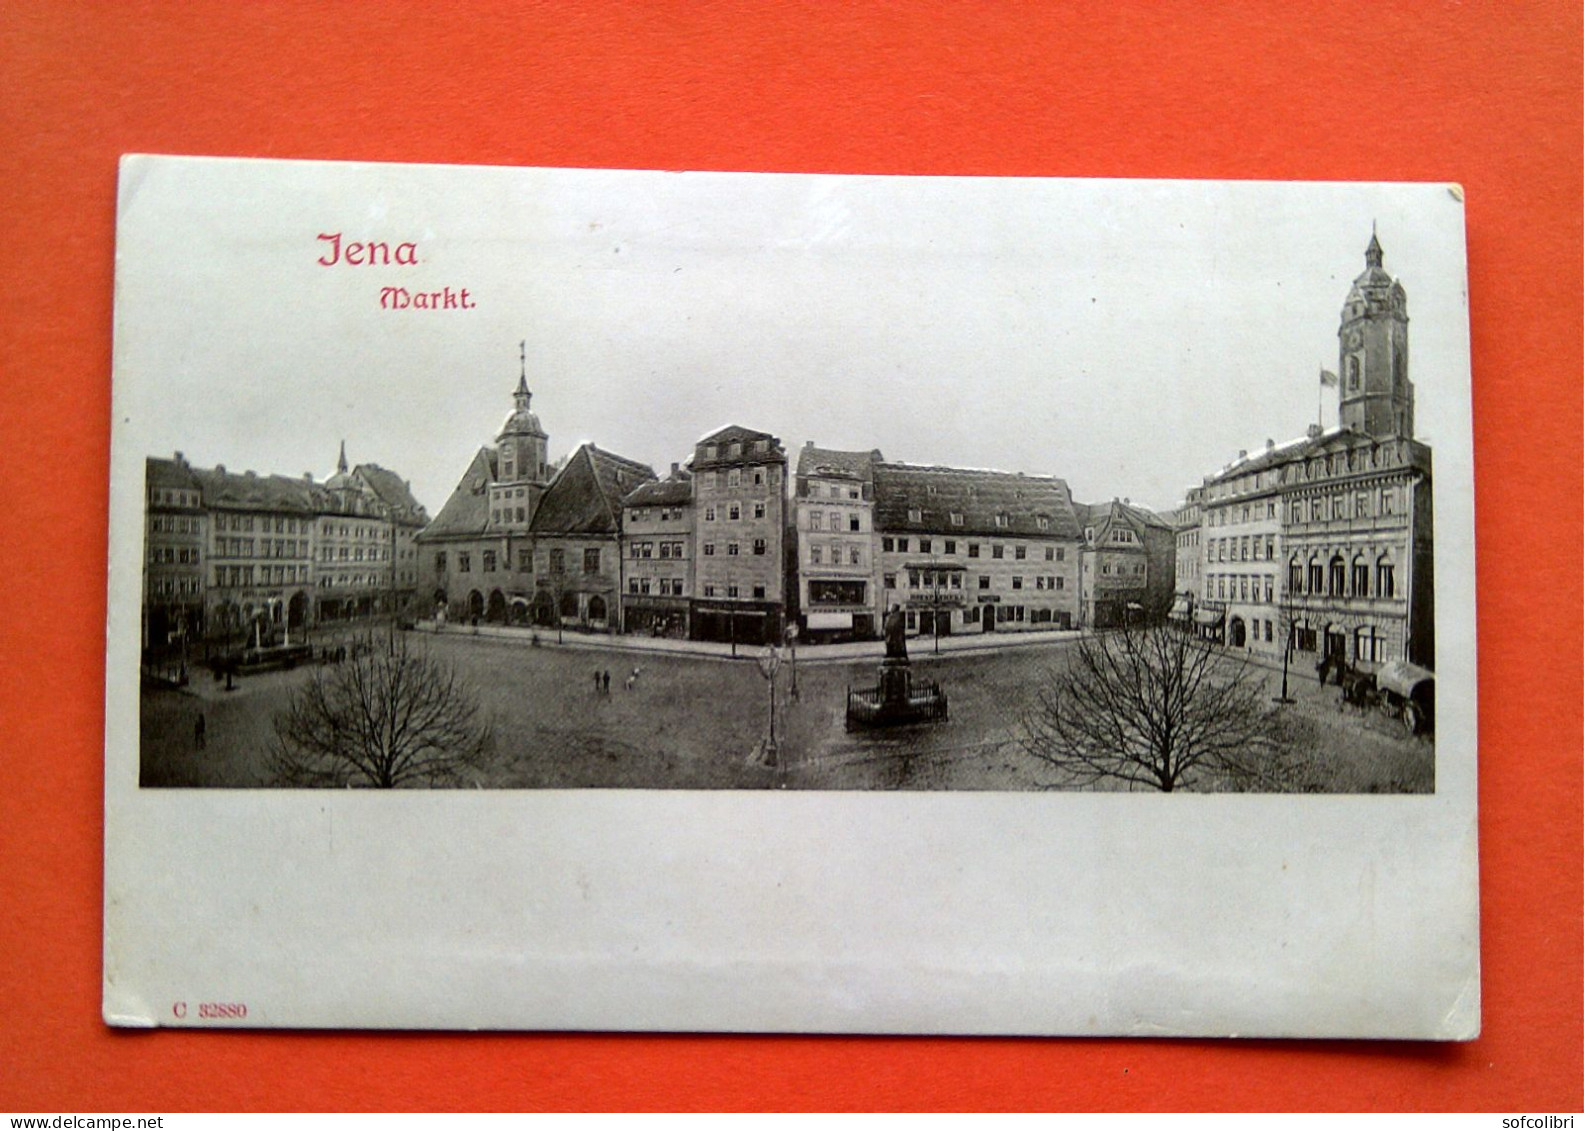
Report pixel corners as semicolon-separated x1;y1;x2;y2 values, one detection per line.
883;604;908;661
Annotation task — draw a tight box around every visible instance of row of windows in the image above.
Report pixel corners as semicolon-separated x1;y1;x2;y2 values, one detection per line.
1210;574;1276;604
702;540;768;557
319;545;386;562
148;577;202;597
699;465;779;491
903;508;1049;531
880;537;1066;561
885;572;1066;592
702;440;772;459
1088;561;1146;578
808;511;863;532
315;519;384;540
1286;624;1392;663
211;537;311;560
628;578;686;596
629;541;687;559
435;548;604;575
809;544;862;566
627;506;687;523
700;583;769;598
149;489;200;509
213;565;309;588
316;573;380;589
493;506;527;525
148;546;198;565
703;502;768;521
1288;555;1397;600
1289;489;1397;524
1212;534;1278;563
149;515;201;535
1208;500;1279;526
807;482;863;500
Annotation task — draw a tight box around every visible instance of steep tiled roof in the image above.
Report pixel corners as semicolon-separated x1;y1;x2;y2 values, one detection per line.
873;463;1081;540
193;465;323;513
1077;500;1171;547
417;448;497;540
146;456;202;492
622;472;692;509
356;463;429;523
692;424;785;469
796;444;881;482
1204;428;1430;487
531;444;656;536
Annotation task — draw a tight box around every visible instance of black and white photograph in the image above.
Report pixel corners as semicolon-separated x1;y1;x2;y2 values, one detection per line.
105;157;1478;1035
130;163;1451;794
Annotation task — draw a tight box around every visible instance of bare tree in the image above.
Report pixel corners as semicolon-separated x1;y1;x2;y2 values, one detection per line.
270;635;494;788
1021;623;1278;792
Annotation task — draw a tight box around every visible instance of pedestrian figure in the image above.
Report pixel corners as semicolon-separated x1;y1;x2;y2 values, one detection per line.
593;669;602;694
194;712;206;749
601;670;610;694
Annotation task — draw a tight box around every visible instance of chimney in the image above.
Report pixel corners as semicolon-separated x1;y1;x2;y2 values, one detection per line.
174;451;186;466
1238;449;1248;460
215;464;225;475
1266;438;1276;451
304;472;313;482
670;462;680;476
805;440;814;448
1307;423;1324;439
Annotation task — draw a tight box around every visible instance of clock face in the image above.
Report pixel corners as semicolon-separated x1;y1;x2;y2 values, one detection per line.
1346;329;1361;349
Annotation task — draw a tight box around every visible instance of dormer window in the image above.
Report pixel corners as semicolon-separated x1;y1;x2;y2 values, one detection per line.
994;513;1009;528
1036;516;1049;530
950;512;963;526
705;445;717;459
907;508;922;523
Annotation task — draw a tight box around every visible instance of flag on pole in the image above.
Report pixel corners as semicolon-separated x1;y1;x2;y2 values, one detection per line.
1319;368;1339;387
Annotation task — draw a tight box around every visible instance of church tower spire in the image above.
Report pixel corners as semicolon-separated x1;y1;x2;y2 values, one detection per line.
1337;229;1414;439
336;439;348;475
514;340;532;411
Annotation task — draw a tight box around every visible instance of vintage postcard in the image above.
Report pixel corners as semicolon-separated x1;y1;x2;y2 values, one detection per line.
105;156;1479;1034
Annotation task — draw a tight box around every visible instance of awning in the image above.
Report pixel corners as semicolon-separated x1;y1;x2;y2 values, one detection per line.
1193;608;1225;626
1168;598;1192;620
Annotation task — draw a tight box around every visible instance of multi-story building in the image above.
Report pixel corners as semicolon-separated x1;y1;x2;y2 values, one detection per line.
418;369;656;631
872;463;1083;636
316;443;430;625
1277;232;1432;668
143;454;207;653
1193;445;1289;656
418;368;557;625
690;425;788;645
1179;232;1434;669
1073;499;1177;629
528;442;656;632
620;465;694;638
1166;485;1205;626
194;464;322;648
793;443;882;642
142;447;430;655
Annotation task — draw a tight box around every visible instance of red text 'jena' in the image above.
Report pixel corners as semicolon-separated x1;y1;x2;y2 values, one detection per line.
317;232;419;266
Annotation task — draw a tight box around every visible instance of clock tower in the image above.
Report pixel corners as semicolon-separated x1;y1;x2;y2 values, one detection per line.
1338;230;1414;439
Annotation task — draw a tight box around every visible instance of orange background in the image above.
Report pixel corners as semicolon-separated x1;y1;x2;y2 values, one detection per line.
1;1;1579;1112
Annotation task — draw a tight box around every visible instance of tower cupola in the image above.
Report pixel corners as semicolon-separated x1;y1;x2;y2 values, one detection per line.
1337;229;1414;439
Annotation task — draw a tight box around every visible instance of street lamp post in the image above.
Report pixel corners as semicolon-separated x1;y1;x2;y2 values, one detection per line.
931;555;941;655
756;645;782;768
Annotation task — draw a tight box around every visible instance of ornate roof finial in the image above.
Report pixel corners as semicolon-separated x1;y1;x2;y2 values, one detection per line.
1365;224;1384;268
514;340;531;409
336;439;348;474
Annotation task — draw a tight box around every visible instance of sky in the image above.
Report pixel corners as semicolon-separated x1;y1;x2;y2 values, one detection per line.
112;158;1472;516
